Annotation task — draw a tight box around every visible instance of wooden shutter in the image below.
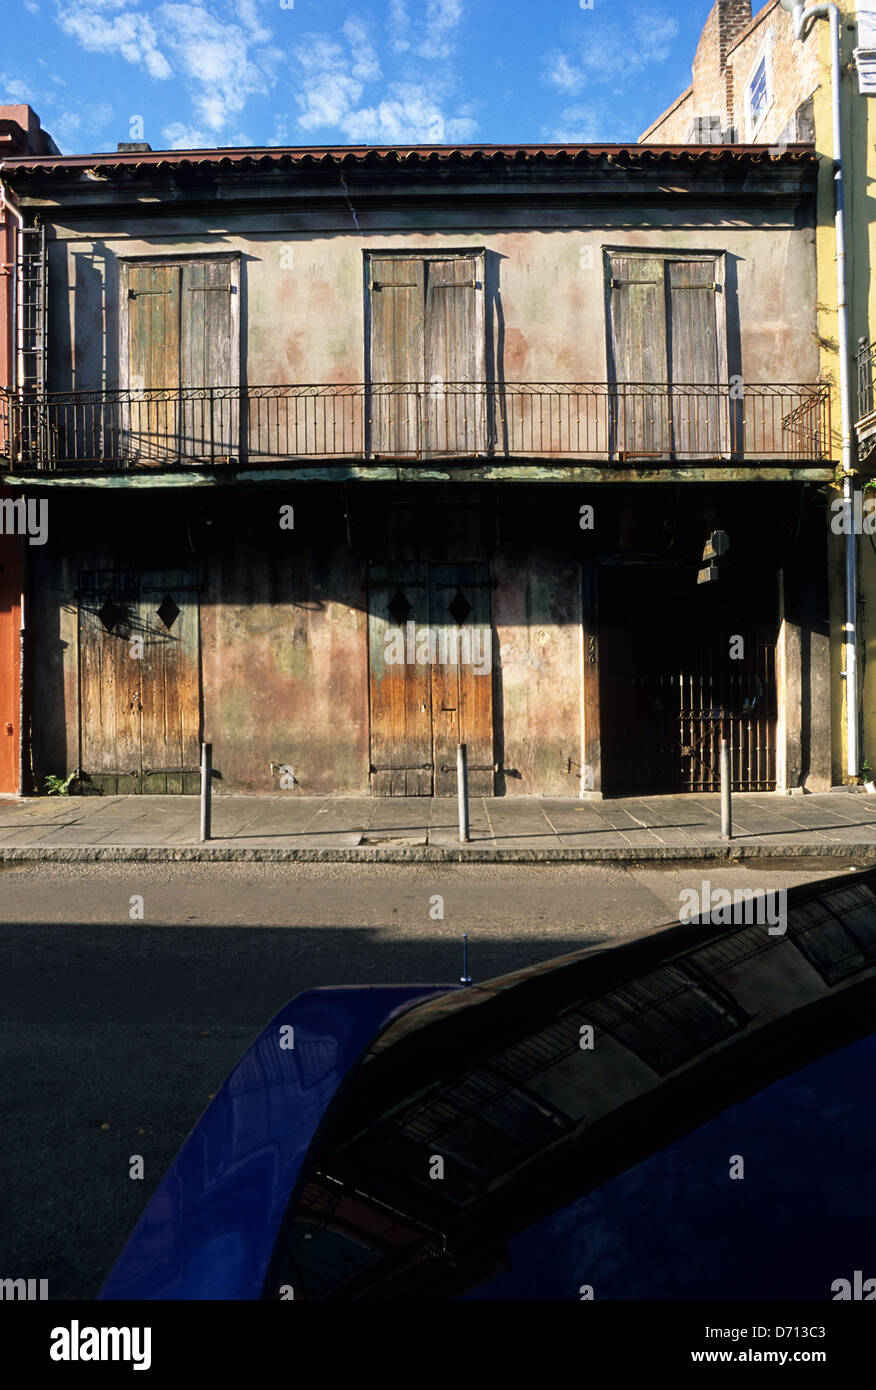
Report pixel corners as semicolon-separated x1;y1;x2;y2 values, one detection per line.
667;259;727;456
125;263;181;462
423;256;484;456
607;255;670;458
368;258;425;456
180;260;239;460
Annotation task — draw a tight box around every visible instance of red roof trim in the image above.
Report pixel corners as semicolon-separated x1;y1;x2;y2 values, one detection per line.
0;141;817;177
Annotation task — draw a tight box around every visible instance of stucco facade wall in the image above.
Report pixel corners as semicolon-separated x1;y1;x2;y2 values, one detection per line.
45;214;819;394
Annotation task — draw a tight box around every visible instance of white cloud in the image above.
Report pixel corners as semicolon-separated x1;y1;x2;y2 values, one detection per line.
289;19;474;144
161;120;213;147
50;102;113;145
342;16;380;81
544;103;602;144
340;83;476;143
58;6;173;80
292;21;381;133
547;55;585;95
57;0;281;136
389;0;410;53
24;1;40;13
160;3;279;131
545;10;679;91
385;0;464;60
418;0;464;60
1;75;39;102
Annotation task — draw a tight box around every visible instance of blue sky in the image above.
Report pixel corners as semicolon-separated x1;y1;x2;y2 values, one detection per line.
1;0;769;155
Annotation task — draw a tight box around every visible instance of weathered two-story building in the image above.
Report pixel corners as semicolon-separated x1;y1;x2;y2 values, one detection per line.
0;118;832;798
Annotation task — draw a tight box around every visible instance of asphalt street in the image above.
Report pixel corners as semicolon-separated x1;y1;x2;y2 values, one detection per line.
0;857;856;1299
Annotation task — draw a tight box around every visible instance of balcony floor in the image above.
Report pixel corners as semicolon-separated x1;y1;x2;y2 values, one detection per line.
0;459;835;487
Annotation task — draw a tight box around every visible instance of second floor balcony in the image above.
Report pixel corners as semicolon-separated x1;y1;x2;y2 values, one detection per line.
0;380;830;475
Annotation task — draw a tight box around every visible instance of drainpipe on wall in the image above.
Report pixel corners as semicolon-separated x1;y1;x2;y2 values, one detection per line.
781;0;858;779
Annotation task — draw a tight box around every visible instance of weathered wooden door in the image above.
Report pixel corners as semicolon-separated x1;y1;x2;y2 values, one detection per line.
79;571;142;793
607;254;670;459
138;570;201;792
368;563;433;794
367;253;485;458
429;563;494;794
667;259;727;456
78;569;201;793
368;561;494;795
122;257;239;464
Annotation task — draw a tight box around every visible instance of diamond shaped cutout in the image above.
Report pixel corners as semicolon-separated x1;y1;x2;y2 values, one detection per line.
97;598;120;633
157;595;181;630
448;589;472;625
387;590;413;625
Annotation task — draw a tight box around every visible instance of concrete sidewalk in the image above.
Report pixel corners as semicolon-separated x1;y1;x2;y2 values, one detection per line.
1;791;876;861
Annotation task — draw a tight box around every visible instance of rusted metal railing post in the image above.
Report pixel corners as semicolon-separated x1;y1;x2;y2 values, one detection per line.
200;741;212;842
720;737;732;842
457;742;470;844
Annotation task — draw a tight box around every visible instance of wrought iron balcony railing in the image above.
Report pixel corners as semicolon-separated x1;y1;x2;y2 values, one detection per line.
858;338;876;422
0;381;830;471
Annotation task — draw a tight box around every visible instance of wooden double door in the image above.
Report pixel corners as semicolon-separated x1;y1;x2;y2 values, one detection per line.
368;561;494;795
78;568;201;792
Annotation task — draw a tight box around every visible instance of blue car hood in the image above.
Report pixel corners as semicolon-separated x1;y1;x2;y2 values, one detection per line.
99;984;454;1300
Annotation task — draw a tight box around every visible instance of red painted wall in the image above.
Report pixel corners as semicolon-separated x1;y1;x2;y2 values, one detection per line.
0;525;21;793
0;107;48;792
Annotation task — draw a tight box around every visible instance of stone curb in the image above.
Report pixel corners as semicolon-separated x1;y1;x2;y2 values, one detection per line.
0;843;874;864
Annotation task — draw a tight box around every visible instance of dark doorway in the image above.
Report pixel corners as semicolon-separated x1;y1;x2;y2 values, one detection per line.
598;565;778;794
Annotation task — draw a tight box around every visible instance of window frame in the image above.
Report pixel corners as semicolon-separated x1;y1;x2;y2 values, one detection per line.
745;37;774;140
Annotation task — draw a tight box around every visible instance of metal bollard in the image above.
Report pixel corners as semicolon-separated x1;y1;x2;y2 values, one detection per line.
457;742;470;843
200;741;212;842
720;738;732;841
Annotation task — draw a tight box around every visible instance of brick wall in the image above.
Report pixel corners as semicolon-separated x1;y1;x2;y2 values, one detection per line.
640;88;695;143
727;5;820;145
691;0;753;134
640;0;819;146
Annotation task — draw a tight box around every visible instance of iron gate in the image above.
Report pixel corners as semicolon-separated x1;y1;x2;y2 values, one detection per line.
598;567;778;795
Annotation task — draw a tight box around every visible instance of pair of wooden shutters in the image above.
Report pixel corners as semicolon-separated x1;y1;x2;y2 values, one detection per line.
78;569;201;793
607;254;727;458
368;562;494;796
122;258;239;463
368;254;485;457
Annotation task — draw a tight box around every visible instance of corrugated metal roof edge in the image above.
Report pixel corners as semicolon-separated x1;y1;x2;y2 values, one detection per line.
0;142;818;177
